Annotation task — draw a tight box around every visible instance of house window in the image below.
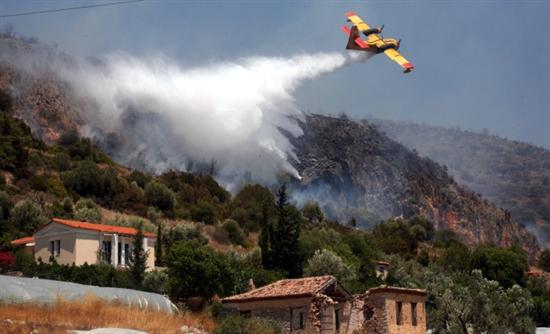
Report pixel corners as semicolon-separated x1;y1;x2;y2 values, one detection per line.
335;308;340;332
299;311;305;329
50;240;60;257
411;302;417;326
102;241;112;264
396;301;403;325
118;242;122;266
124;243;130;264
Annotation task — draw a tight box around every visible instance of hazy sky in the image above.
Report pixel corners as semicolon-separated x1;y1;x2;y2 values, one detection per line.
2;0;549;148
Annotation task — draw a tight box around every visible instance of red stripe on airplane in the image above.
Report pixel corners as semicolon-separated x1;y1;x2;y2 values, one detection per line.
354;38;369;49
403;63;414;69
346;11;357;17
341;26;351;35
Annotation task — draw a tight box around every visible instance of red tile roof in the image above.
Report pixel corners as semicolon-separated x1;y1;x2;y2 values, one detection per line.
11;236;35;246
222;275;336;303
52;218;156;238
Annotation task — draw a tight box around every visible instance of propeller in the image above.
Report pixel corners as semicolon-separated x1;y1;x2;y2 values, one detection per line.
379;24;385;33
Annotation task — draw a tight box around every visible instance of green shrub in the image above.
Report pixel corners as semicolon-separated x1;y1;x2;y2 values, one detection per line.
143;270;169;294
304;249;356;285
222;219;248;247
29;174;48;191
189;201;217;225
53;152;71;171
10;199;48;235
166;241;235;300
74;198;102;223
302;201;324;224
214;316;280;334
164;224;208;249
145;181;176;212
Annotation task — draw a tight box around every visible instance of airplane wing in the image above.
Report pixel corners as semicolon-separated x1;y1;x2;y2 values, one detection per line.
345;12;382;44
346;12;371;31
383;48;414;73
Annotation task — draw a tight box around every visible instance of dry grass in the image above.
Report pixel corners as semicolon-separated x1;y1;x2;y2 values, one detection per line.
0;296;215;334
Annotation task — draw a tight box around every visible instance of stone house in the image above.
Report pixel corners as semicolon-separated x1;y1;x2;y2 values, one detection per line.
11;218;156;270
221;275;426;334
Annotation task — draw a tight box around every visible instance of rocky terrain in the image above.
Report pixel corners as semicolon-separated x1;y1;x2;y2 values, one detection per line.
290;115;539;257
373;119;550;248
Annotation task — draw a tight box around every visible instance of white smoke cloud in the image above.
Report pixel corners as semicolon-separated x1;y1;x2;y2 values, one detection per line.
1;38;370;186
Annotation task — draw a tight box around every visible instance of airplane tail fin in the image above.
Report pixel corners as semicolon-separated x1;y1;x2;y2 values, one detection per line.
342;25;365;51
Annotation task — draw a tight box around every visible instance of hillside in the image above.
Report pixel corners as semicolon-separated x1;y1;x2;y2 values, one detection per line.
373;119;550;248
290;115;539;257
0;34;541;258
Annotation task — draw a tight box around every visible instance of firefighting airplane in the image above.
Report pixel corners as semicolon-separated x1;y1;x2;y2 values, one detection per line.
341;12;414;73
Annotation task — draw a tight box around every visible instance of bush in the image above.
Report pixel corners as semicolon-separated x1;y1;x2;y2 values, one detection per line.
304;249;356;285
128;170;151;189
74;198;102;223
164;224;208;249
58;129;79;146
145;181;176;212
302;201;324;224
189;201;217;225
143;270;169;295
230;184;275;232
0;251;15;272
10;199;48;235
166;241;235;300
29;174;49;191
53;152;71;171
214;316;280;334
62;160;102;196
222;219;248;247
470;245;529;288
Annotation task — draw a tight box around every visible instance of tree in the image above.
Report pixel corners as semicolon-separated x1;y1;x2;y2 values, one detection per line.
10;199;48;235
62;160;102;196
373;219;417;258
304;249;356;285
270;183;302;277
128;223;148;288
259;201;274;269
539;249;550;272
144;181;176;212
148;207;163;266
166;241;235;301
302;201;324;224
0;191;12;235
470;246;528;288
428;270;534;334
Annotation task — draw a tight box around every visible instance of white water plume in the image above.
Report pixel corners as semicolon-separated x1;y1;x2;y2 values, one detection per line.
1;39;370;185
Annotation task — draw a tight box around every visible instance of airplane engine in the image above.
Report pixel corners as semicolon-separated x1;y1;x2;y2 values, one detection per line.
362;27;383;36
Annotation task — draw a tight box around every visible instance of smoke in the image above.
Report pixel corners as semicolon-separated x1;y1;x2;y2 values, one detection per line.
57;50;370;186
1;34;370;186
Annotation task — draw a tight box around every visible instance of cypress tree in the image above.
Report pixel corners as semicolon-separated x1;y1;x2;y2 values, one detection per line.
129;222;148;288
271;183;302;277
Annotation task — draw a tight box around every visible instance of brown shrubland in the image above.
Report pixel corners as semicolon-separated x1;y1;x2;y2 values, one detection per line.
0;296;215;334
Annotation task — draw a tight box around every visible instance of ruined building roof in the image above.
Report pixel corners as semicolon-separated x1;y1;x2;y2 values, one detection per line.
222;275;338;303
